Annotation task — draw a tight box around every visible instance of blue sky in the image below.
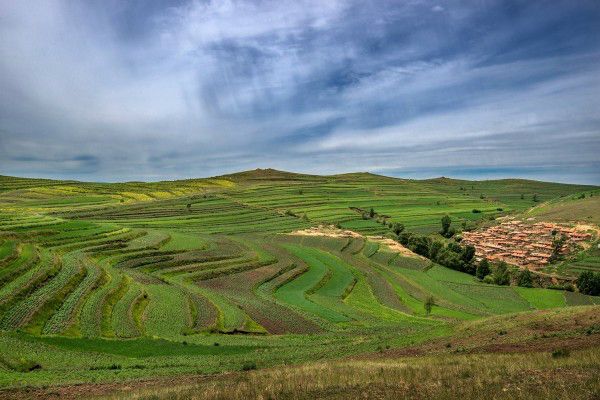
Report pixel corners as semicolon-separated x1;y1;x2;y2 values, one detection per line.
0;0;599;183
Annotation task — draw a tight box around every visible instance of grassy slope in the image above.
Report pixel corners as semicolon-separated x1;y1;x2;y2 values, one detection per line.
0;170;598;393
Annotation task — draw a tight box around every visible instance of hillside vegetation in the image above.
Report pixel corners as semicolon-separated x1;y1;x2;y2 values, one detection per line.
0;170;598;397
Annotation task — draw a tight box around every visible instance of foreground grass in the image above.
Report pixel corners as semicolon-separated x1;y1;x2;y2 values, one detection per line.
106;347;600;400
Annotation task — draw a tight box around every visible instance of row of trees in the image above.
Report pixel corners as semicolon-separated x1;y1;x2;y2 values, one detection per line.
398;231;477;274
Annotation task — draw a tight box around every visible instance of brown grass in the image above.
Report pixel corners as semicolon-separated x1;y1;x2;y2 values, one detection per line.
97;347;600;400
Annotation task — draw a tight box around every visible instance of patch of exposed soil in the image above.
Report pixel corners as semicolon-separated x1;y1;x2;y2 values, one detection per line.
288;226;422;258
365;236;426;259
289;225;362;239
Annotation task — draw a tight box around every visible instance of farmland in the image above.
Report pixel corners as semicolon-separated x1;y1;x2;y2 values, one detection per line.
0;169;598;398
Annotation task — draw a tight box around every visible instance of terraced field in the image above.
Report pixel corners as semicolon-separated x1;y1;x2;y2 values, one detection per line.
0;170;598;392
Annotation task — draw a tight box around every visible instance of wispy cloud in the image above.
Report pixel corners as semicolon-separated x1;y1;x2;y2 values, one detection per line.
0;0;599;183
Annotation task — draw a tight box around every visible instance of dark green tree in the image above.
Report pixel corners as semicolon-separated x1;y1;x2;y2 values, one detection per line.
461;245;476;264
517;269;533;287
398;232;413;246
369;207;375;218
424;296;435;315
476;258;491;280
392;222;405;235
447;242;462;254
437;249;463;271
549;234;567;262
429;241;444;261
578;271;600;296
408;235;431;257
440;215;452;237
493;262;511;286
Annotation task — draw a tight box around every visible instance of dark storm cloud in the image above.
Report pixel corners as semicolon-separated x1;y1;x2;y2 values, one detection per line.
0;0;599;183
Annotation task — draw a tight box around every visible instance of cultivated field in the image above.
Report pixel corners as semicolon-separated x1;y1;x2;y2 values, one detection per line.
0;169;598;398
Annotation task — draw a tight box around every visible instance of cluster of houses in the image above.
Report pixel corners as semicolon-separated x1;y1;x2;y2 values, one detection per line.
461;220;591;269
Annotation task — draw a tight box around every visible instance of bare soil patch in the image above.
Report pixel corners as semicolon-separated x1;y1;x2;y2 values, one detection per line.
288;226;422;258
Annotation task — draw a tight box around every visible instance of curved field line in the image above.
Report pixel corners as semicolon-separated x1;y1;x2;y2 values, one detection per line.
275;244;350;323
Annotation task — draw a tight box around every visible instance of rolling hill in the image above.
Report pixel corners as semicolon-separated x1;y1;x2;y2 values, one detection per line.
0;170;598;398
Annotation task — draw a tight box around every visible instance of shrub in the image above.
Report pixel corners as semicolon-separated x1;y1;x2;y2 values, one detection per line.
12;358;42;373
241;361;257;371
496;208;503;211
547;283;574;292
472;209;482;213
551;348;570;358
482;275;495;284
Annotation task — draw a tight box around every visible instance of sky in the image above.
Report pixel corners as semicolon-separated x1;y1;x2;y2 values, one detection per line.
0;0;599;184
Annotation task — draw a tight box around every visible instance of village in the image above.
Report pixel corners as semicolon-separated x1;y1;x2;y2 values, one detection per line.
461;220;592;269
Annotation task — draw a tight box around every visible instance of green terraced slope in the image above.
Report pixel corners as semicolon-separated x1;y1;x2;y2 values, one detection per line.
0;170;598;388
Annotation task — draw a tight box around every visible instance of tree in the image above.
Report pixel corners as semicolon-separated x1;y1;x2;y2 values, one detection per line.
493;262;511;286
549;234;567;262
408;235;431;257
578;271;600;296
476;259;491;280
447;242;462;254
186;203;192;211
460;245;476;275
520;193;524;200
440;215;452;237
369;207;375;218
392;222;405;236
424;296;435;315
398;232;413;246
533;194;539;202
517;268;533;287
437;249;463;271
429;241;444;261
